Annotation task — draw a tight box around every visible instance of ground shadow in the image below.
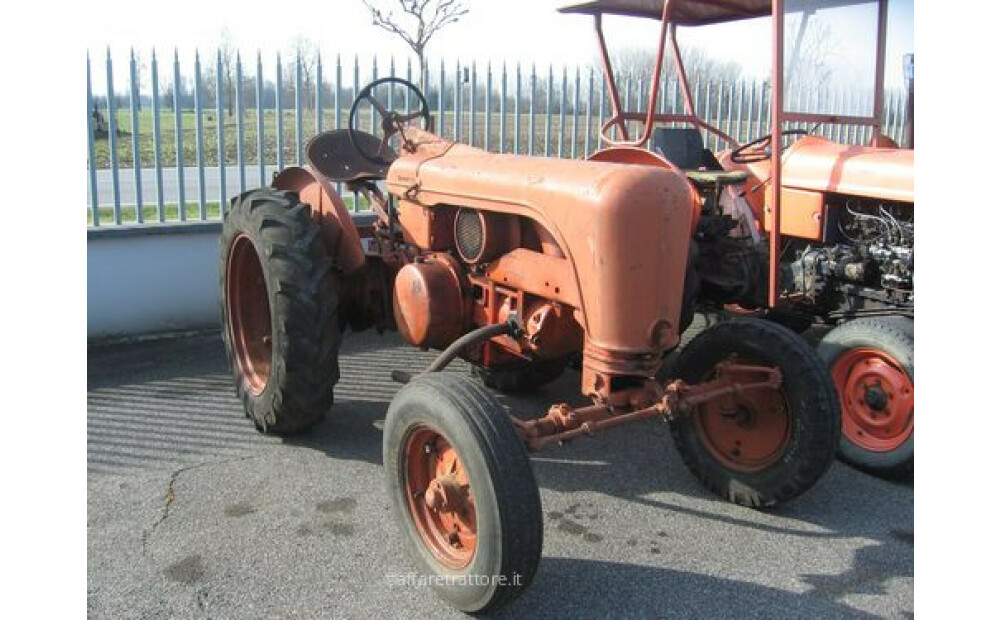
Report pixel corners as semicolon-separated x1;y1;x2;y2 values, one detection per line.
498;557;879;619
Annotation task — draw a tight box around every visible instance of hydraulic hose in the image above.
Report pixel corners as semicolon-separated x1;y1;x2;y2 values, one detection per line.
390;316;523;384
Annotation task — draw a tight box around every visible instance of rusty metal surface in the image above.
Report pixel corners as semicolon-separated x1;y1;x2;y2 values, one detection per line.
388;128;694;360
772;136;914;204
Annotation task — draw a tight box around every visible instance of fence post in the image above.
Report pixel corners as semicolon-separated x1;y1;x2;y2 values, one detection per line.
194;51;207;220
296;52;303;165
598;69;605;145
485;61;492;152
333;53;342;195
256;52;266;187
438;59;445;137
514;62;521;154
276;53;284;172
528;64;536;155
106;48;121;224
316;53;323;135
454;60;461;141
735;80;745;142
558;66;567;158
173;50;185;221
216;50;227;216
151;50;164;221
370;57;378;135
470;61;476;146
129;48;143;222
725;81;734;145
87;52;100;226
571;66;580;158
584;66;592;157
236;52;246;195
545;64;552;157
500;62;507;154
335;54;343;132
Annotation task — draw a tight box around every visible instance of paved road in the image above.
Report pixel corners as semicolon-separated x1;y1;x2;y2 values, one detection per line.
91;166;281;207
87;320;913;618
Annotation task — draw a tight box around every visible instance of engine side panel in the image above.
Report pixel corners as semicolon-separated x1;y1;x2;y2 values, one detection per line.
387;129;694;355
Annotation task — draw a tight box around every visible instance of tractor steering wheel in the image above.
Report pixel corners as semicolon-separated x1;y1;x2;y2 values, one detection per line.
348;77;431;167
730;129;809;164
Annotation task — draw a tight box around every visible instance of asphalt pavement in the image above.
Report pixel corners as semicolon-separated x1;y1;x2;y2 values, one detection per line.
87;318;913;618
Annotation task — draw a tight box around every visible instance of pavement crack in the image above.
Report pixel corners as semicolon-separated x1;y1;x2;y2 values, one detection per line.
140;454;261;556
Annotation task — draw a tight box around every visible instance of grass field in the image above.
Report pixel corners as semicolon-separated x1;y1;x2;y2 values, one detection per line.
90;106;681;170
90;105;886;176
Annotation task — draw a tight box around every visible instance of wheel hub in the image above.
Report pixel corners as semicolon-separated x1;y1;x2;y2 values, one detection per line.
831;348;914;452
694;360;791;473
404;427;478;568
864;384;889;411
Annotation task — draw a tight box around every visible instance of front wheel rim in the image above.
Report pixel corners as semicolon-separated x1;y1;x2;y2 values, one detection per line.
831;348;914;452
402;425;478;570
226;234;272;396
693;360;792;473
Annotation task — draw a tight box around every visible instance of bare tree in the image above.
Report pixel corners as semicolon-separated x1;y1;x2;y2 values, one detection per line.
218;29;237;116
361;0;469;79
131;50;148;111
608;46;742;88
784;21;838;94
284;36;320;110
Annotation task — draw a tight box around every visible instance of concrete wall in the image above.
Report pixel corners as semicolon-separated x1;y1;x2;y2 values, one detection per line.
88;223;223;339
87;214;377;340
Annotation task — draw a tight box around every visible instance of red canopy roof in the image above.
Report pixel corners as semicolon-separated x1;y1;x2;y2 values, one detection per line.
558;0;772;26
559;1;877;27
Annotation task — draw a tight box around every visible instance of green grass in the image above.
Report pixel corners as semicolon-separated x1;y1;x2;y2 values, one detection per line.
91;107;642;170
93;105;887;171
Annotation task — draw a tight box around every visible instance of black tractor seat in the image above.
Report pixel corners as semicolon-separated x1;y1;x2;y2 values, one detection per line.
306;129;395;183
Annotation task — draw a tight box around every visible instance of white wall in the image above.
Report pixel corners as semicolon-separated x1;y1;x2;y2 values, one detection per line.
87;214;375;340
87;224;222;339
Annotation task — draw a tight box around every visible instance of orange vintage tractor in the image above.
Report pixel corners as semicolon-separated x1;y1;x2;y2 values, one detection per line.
218;4;855;613
562;0;914;476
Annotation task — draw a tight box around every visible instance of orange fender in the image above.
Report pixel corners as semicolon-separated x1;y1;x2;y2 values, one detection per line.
271;166;366;275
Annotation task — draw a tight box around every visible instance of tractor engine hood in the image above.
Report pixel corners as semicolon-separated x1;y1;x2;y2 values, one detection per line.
386;129;695;354
779;136;914;204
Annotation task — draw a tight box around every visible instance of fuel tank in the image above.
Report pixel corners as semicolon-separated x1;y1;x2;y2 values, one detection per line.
387;129;694;355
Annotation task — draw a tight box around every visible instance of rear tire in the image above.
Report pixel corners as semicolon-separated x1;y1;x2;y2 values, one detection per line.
666;318;840;507
384;373;542;613
817;316;914;475
220;187;341;434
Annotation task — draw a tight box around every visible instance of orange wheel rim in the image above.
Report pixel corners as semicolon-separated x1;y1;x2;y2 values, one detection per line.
831;348;913;452
226;235;272;396
403;425;477;569
693;360;791;473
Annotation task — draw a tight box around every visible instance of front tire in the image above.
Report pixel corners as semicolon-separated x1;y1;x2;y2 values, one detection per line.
383;374;542;613
818;317;914;475
220;187;341;434
666;318;840;507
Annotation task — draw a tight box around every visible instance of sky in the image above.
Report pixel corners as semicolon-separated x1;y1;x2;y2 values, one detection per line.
86;0;913;95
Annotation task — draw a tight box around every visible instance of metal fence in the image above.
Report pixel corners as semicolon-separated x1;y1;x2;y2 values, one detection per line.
87;49;910;227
